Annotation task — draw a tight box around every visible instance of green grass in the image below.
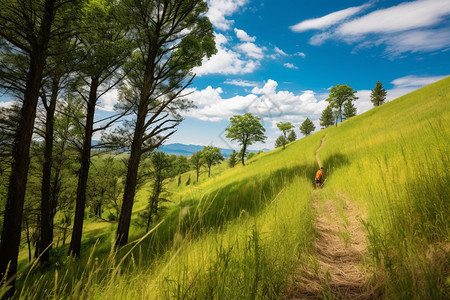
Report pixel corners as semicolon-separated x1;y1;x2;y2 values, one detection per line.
4;77;449;299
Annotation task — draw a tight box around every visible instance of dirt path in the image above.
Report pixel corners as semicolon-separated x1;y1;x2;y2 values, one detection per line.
285;137;372;299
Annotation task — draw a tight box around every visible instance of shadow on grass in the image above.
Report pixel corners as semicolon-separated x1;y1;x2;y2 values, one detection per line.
321;153;350;182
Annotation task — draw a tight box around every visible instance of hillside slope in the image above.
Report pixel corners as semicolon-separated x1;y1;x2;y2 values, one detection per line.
11;77;449;299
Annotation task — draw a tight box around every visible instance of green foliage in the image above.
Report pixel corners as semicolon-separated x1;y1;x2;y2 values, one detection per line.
320;105;335;128
201;146;224;177
299;117;315;136
370;81;387;107
276;122;294;149
343;100;357;119
326;84;358;124
228;150;237;168
185;175;191;186
190;151;204;182
275;135;287;149
246;152;255;160
287;130;296;143
225;113;267;165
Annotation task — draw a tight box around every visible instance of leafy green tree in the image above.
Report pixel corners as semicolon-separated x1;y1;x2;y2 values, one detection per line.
0;0;83;288
202;146;223;177
190;151;204;182
276;122;294;149
229;150;237;168
300;118;315;136
246;152;256;160
320;105;334;128
225;113;267;166
343;100;357;119
370;81;387;107
326;84;358;126
287;130;296;143
275;135;286;149
114;0;216;247
172;155;190;177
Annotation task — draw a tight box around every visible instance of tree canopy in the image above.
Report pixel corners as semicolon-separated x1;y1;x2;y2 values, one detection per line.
202;146;224;177
320;105;334;128
276;121;294;149
370;81;387;107
300;118;315;136
326;84;358;125
225;113;266;166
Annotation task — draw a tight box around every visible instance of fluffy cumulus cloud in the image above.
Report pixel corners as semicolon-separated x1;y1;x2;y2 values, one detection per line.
206;0;248;31
193;33;260;75
183;79;328;125
291;0;450;56
283;63;298;69
234;28;256;42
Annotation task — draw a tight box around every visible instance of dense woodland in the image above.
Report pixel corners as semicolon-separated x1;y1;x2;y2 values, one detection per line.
0;0;217;295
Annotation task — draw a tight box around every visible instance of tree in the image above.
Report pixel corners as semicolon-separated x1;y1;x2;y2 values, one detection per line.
320;105;334;128
326;84;358;126
191;151;204;182
343;100;357;119
145;152;172;232
68;0;132;258
202;146;223;177
0;0;83;289
229;150;237;168
114;0;216;247
370;81;387;107
275;135;286;149
300;118;315;136
225;113;266;166
276;122;294;149
287;130;296;143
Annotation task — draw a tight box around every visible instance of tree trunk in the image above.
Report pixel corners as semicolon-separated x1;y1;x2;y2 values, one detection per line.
241;143;247;166
116;110;145;247
69;78;99;257
38;78;59;263
0;50;48;288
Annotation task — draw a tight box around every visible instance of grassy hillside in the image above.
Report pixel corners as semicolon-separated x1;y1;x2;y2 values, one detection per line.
6;77;449;299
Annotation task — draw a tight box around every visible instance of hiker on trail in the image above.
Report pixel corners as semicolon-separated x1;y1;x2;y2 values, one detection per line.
315;167;323;188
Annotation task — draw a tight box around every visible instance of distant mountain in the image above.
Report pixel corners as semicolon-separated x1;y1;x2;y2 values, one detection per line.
159;143;269;158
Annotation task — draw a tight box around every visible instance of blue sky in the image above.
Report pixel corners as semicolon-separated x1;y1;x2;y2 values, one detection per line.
168;0;449;150
1;0;449;151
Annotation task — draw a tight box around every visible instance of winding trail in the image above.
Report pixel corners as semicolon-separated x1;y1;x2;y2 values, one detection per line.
285;136;372;299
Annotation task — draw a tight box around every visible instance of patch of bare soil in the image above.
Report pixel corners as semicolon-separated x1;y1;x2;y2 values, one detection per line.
285;136;374;299
285;194;373;299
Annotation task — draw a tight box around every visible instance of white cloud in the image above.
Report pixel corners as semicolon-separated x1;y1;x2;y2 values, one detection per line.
275;46;288;56
98;89;119;112
0;100;17;109
300;0;450;56
224;79;258;87
390;75;448;88
235;42;265;59
290;4;370;32
283;63;298;69
206;0;248;31
193;33;260;76
234;28;256;42
338;0;450;36
183;79;328;125
294;52;306;58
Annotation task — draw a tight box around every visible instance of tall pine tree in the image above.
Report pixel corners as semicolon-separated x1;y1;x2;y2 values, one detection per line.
320;105;334;128
343;101;357;119
370;81;387;106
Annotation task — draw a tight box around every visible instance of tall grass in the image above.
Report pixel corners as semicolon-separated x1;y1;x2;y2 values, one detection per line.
8;131;322;299
318;77;449;298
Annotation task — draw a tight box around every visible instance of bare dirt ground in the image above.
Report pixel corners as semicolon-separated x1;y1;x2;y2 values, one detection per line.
285;137;374;299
